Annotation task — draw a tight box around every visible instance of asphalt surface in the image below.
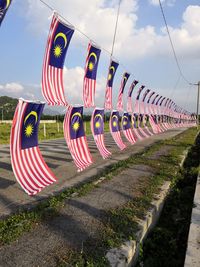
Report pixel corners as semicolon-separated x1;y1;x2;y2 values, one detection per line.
0;128;188;218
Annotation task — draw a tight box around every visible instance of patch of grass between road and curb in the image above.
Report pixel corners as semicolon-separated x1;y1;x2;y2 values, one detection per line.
0;128;199;267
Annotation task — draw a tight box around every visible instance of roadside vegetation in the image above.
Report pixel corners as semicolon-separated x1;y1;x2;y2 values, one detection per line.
0;127;199;267
0;121;110;144
137;129;200;267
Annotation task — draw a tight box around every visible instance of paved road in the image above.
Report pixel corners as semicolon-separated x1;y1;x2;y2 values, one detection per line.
0;129;188;218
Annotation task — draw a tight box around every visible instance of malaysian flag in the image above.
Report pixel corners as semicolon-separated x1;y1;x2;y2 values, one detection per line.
122;113;136;144
63;105;92;171
91;108;111;159
42;13;74;106
104;60;119;110
141;89;150;114
10;99;57;195
117;72;130;111
146;91;159;134
147;91;155;110
0;0;12;26
109;111;126;150
127;80;139;113
83;43;101;107
134;85;145;114
132;113;144;140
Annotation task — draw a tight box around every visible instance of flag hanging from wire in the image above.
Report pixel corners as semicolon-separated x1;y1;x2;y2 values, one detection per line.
134;85;145;114
42;13;74;106
91;108;111;159
83;43;101;107
117;72;130;111
10;99;57;196
109;110;126;150
140;89;150;114
122;113;136;144
127;80;139;113
0;0;12;26
104;60;119;110
63;105;93;171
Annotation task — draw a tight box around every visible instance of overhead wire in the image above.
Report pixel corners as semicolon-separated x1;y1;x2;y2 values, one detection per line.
39;0;135;77
111;0;122;57
39;0;192;112
158;0;196;86
39;0;111;55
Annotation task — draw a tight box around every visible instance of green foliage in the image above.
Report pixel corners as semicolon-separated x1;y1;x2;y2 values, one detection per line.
0;121;110;144
137;130;200;267
0;96;18;120
0;127;199;267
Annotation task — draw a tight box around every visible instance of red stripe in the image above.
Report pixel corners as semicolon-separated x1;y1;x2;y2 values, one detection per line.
10;100;57;195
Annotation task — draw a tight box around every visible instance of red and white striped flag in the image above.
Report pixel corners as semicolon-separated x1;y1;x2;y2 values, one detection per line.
104;60;119;110
117;72;130;111
134;85;145;114
83;43;101;107
127;80;139;113
109;111;126;150
63;105;93;171
91;108;111;159
42;13;74;106
122;113;136;144
10;99;57;195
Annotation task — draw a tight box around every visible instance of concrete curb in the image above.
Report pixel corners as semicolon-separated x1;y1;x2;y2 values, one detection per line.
184;173;200;267
106;181;171;267
106;149;190;267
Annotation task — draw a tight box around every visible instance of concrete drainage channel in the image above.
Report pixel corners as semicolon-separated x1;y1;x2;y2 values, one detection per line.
106;151;189;267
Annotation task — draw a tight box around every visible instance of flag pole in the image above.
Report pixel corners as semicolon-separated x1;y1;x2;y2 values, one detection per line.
197;81;200;126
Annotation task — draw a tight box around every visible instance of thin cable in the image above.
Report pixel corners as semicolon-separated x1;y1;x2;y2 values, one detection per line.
39;0;111;55
158;0;195;86
111;0;122;57
39;0;136;76
169;74;181;99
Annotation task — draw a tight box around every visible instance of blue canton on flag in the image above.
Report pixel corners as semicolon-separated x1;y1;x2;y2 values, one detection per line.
121;72;130;94
122;113;131;130
0;0;12;26
69;106;85;140
111;111;121;133
107;61;119;87
85;45;101;80
21;103;44;150
93;109;104;135
49;20;74;69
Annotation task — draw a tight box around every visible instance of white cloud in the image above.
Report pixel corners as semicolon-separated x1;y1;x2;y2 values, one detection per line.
63;66;106;107
13;1;200;111
149;0;176;7
0;83;24;94
20;1;200;61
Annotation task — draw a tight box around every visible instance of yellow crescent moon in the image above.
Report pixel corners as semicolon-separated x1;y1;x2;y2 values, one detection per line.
89;52;97;64
123;76;128;82
94;113;103;121
54;32;68;48
112;115;118;121
110;66;115;74
122;115;128;121
24;111;38;125
5;0;10;9
71;112;82;121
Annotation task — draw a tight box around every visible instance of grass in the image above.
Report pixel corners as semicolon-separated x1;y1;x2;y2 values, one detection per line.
0;127;199;266
137;131;200;267
0;121;110;144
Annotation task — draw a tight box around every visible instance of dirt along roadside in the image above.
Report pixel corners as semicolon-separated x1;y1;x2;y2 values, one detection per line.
0;127;198;267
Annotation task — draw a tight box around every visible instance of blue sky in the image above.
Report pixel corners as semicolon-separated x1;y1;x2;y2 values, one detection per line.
0;0;200;113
